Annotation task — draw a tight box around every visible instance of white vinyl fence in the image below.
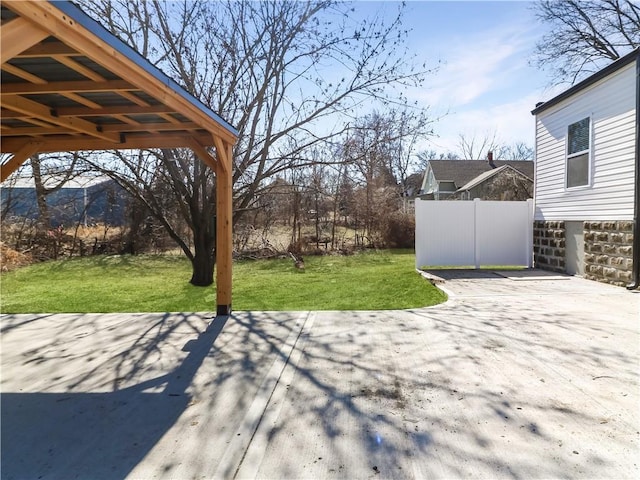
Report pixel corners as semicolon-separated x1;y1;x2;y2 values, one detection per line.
415;198;534;268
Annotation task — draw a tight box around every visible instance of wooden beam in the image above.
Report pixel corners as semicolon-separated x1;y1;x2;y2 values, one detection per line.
51;55;152;113
113;115;141;126
1;95;120;143
2;63;48;84
51;55;104;82
1;17;49;64
102;122;201;133
55;105;176;117
159;113;181;124
1;132;215;154
188;138;218;173
1;79;135;95
212;135;230;174
1;121;205;136
62;93;102;110
2;65;101;109
0;140;43;182
0;126;71;136
216;141;234;315
17;42;78;58
19;117;58;129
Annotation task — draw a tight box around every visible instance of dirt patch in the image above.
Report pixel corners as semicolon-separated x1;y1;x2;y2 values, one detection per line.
359;379;407;409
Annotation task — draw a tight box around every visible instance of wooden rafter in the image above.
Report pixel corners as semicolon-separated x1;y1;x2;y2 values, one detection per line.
2;80;135;95
0;132;216;154
2;63;47;84
1;122;202;137
1;17;50;64
51;55;103;81
16;42;78;58
1;95;120;143
16;117;58;129
3;64;102;110
57;105;177;117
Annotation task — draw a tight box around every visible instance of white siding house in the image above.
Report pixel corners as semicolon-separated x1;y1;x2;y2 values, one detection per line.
531;49;639;288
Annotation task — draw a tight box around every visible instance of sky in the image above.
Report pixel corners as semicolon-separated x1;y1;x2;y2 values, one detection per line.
375;0;563;156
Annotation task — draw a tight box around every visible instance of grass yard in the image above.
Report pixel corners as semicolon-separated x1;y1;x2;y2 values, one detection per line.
0;250;446;313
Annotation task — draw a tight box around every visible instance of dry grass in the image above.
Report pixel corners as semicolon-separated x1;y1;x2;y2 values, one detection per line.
234;223;362;256
0;243;33;272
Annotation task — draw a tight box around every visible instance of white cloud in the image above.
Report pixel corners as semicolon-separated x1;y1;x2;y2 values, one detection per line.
415;19;538;108
424;92;542;155
407;6;552;155
420;43;517;107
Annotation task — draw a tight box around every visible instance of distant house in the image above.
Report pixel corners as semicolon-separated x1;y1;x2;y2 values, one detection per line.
453;164;533;201
418;156;534;200
399;172;424;212
531;48;639;288
1;176;128;227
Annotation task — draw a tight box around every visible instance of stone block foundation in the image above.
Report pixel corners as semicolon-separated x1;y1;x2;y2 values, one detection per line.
583;221;634;287
533;221;566;273
534;220;635;287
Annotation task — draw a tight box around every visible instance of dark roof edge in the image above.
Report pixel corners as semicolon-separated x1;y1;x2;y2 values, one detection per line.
531;48;640;116
55;1;239;137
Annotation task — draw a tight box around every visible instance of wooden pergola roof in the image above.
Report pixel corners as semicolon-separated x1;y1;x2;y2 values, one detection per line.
1;0;237;315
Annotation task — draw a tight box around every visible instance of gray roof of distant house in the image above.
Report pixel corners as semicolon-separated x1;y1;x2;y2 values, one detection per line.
456;164;532;192
428;160;534;188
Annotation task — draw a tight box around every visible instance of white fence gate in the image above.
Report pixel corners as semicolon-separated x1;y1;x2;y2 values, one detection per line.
415;198;534;268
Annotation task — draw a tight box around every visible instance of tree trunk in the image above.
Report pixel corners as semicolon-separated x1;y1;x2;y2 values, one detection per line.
30;154;51;229
190;251;215;286
190;226;215;286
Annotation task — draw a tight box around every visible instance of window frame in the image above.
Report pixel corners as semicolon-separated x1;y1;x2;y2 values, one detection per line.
565;116;592;190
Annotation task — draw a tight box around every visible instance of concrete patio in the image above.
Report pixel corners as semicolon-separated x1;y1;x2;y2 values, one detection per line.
1;270;639;479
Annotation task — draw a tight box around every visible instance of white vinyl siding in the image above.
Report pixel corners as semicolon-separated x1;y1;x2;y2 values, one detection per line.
534;62;636;221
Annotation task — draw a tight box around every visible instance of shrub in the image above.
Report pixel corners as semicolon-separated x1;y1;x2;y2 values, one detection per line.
381;211;415;248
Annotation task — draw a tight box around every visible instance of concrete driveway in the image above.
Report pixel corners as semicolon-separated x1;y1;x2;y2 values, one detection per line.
1;270;638;479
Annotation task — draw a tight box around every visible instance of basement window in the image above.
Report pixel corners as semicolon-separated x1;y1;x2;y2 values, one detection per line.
566;117;590;188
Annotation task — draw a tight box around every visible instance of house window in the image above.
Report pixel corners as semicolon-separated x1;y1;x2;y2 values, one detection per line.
439;181;456;192
566;117;590;188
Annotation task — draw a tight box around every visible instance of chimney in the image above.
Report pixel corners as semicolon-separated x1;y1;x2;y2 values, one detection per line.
487;151;496;169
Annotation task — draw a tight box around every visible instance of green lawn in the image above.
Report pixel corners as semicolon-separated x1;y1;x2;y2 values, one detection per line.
0;250;447;313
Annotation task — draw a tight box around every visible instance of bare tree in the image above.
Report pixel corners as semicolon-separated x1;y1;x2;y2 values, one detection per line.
533;0;640;84
455;133;533;161
79;0;433;286
342;110;429;245
494;141;534;161
457;132;502;160
28;153;81;229
415;150;460;171
385;109;434;200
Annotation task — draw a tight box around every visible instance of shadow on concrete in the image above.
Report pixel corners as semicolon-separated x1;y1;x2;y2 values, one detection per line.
425;269;518;281
228;301;638;478
2;289;638;479
1;314;228;480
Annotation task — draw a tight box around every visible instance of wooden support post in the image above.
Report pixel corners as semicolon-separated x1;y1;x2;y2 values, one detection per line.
215;142;233;315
